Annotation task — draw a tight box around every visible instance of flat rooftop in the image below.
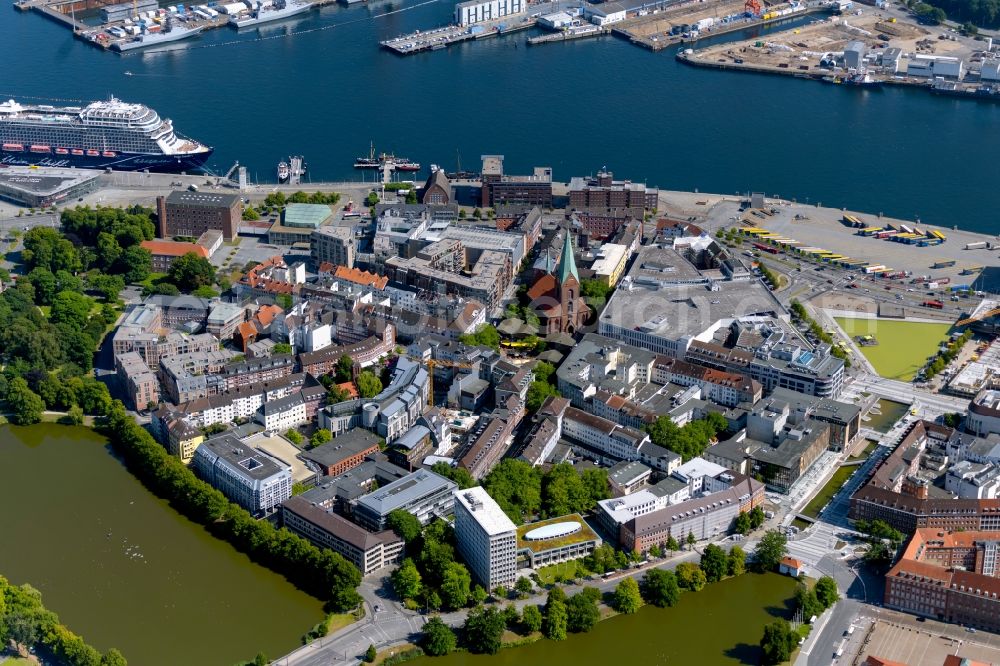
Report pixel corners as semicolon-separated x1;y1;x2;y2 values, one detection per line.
243;431;314;484
356;469;456;517
602;278;781;341
0;167;100;195
455;486;516;536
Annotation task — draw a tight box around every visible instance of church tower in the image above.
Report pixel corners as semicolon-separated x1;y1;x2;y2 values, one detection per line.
557;232;582;333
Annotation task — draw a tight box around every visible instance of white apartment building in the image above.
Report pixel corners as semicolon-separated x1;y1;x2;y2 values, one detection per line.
454;0;524;26
453;487;517;589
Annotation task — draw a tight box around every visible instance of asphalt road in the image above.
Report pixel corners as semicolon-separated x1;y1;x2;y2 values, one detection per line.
278;548;704;666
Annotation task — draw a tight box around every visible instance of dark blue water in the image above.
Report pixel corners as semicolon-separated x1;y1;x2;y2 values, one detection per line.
4;1;1000;231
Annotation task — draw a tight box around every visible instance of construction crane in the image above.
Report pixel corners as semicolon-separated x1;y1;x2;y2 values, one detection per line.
745;0;762;15
956;307;1000;327
409;357;474;402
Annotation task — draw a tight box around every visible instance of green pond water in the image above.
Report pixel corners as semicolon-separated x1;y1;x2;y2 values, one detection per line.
834;317;952;381
413;573;799;666
0;425;323;666
865;399;911;434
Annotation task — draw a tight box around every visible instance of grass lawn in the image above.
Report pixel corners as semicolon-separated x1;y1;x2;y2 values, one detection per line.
801;464;858;519
791;517;813;532
833;317;952;381
325;613;357;635
136;272;169;292
536;560;586;585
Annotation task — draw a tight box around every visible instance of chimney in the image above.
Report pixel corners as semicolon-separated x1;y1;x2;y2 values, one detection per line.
156;195;168;239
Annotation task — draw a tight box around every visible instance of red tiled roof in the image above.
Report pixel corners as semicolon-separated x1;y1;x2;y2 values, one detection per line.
140;240;208;258
334;266;388;290
781;556;802;568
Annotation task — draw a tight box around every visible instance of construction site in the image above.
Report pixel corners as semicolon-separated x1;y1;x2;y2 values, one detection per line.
611;0;821;51
677;0;996;92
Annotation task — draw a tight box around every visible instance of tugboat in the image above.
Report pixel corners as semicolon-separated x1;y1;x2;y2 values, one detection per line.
390;157;421;172
277;160;290;183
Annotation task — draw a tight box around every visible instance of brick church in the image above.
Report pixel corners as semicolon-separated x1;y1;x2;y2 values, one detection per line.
527;232;589;335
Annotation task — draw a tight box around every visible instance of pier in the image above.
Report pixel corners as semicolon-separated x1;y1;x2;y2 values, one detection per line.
380;16;538;55
527;25;608;45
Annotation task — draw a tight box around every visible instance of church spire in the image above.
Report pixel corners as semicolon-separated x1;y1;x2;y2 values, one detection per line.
557;232;579;285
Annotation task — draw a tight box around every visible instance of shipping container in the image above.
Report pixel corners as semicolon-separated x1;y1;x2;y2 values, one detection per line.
932;260;957;268
922;300;944;309
965;241;988;250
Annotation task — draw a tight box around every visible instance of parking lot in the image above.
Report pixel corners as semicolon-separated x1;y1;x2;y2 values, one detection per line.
853;616;1000;666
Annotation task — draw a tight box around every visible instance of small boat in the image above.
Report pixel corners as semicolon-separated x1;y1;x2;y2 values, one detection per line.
277;160;290;183
86;149;99;156
71;148;84;156
30;145;51;153
55;148;69;155
2;143;24;151
102;151;117;157
354;141;379;169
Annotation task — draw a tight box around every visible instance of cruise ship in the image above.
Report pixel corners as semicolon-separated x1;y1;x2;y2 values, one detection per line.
229;0;313;28
0;97;213;172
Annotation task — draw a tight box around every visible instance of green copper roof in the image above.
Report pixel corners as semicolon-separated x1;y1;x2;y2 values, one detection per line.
558;232;579;285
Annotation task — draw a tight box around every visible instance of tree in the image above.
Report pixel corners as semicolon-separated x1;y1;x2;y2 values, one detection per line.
464;606;505;654
458;324;500;350
167;252;216;292
526;380;561;413
542;598;568;640
815;576;839;609
493;586;508;600
749;506;766;529
612;577;642;614
483;458;542;523
335;354;354;383
640;569;680;608
666;536;680;553
88;274;125;302
735;511;752;535
6;377;45;425
65;405;85;426
686;531;697;549
701;544;728;583
285;429;303;445
309;428;332;448
387;510;422;543
795;584;823;619
521;604;543;633
754;530;788;572
471;584;488;606
273;343;293;355
27;267;57;305
118;245;152;284
356;370;382;399
566;591;600;633
365;191;379;207
728;546;747;577
430;462;477;490
421;616;457;656
242;206;260;221
541;462;593;517
391;558;422;600
760;619;797;665
676;562;707;591
101;648;128;666
440;562;472;610
363;644;376;663
515;576;533;598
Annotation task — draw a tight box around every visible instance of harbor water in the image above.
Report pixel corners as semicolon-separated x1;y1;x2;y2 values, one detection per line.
4;0;1000;230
